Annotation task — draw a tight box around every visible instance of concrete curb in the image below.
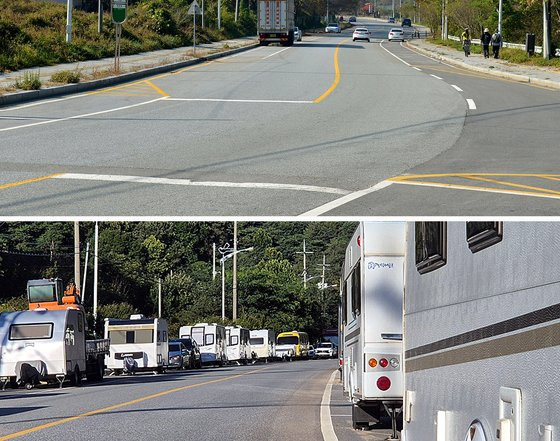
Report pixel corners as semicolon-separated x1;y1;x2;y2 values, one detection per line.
0;43;259;108
404;41;560;91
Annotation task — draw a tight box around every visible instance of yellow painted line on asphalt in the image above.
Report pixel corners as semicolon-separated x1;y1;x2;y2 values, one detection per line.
388;172;560;181
144;80;170;97
0;367;269;441
460;174;560;196
0;173;63;190
313;39;348;103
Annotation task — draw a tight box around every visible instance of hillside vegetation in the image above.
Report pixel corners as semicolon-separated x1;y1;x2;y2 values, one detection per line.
0;222;356;340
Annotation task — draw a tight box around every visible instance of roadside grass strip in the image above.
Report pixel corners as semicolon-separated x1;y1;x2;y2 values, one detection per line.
0;367;269;441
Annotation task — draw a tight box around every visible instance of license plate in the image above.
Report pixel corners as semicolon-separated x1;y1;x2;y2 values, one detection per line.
269;34;276;37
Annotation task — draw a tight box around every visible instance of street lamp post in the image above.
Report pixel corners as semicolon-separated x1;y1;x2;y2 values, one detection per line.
218;243;253;320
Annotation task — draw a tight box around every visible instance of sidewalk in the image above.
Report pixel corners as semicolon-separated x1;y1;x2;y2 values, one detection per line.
406;38;560;90
0;36;257;94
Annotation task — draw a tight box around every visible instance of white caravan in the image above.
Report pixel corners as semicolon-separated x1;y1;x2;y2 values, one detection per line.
403;222;560;441
225;326;251;365
250;329;275;361
179;323;227;366
104;315;168;374
341;222;405;434
0;309;108;388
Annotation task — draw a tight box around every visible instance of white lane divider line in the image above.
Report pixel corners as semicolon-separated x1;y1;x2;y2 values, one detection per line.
229;47;263;57
379;41;411;66
54;173;350;195
321;370;339;441
451;84;463;92
300;181;393;216
466;98;477;109
413;67;422;71
165;98;313;104
0;97;166;132
262;47;292;59
430;74;443;80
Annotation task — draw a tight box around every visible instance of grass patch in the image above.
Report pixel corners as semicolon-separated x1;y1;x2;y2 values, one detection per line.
50;69;81;83
13;70;41;90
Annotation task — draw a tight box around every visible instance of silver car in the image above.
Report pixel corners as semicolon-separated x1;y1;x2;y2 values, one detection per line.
293;27;302;42
325;23;341;33
388;27;405;41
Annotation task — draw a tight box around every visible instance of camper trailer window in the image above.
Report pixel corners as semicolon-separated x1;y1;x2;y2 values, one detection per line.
341;279;347;325
126;331;135;343
250;337;264;345
109;330;126;344
135;330;154;344
157;331;161;342
229;335;239;346
205;334;215;345
466;222;503;253
9;323;53;340
351;261;361;316
415;222;447;274
191;327;204;345
28;284;57;303
163;331;167;342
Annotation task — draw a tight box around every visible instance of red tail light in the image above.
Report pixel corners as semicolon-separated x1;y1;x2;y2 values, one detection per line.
379;358;388;368
339;357;343;366
377;376;391;391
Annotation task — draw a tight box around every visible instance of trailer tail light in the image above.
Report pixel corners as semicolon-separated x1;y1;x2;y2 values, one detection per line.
379;358;388;368
377;376;391;391
339;357;343;367
368;358;377;368
390;358;399;368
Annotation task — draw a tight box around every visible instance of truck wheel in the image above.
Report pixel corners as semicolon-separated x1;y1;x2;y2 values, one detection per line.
259;41;269;46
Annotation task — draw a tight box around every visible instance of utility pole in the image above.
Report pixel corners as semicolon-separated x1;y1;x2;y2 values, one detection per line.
232;222;238;321
543;0;551;59
296;240;313;289
82;242;90;302
98;0;103;33
318;254;331;316
235;0;239;22
74;221;81;292
66;0;73;43
392;0;395;18
158;278;162;318
212;243;217;280
218;0;221;29
93;222;99;335
202;0;205;27
498;0;503;33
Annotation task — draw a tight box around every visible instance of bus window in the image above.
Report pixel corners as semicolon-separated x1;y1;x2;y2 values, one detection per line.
277;336;298;345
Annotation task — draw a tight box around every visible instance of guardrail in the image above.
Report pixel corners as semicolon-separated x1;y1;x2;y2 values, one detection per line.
448;34;543;54
406;30;432;39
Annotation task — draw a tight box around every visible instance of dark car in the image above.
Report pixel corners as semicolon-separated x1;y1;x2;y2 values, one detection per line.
388;17;395;23
349;16;356;22
168;342;190;369
402;18;412;27
172;337;202;368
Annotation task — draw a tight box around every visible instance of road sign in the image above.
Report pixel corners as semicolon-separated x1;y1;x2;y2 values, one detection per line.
188;0;201;14
111;0;128;24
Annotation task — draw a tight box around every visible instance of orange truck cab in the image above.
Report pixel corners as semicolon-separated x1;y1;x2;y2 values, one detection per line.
27;278;84;313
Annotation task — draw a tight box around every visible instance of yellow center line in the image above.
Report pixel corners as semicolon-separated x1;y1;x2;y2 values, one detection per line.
461;175;560;196
0;367;269;441
313;39;349;104
0;173;63;190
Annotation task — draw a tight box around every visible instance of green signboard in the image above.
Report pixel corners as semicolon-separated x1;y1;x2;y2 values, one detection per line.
112;0;128;24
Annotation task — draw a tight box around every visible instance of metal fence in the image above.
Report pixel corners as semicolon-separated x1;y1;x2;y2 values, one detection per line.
448;34;543;54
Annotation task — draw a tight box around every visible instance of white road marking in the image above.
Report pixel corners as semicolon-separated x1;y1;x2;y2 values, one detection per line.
401;41;457;68
451;84;463;91
430;74;443;80
229;46;263;57
262;47;292;59
466;98;477;109
0;97;166;132
379;41;411;66
165;97;313;104
321;370;339;441
300;181;393;216
54;173;350;195
0;93;91;112
413;67;422;71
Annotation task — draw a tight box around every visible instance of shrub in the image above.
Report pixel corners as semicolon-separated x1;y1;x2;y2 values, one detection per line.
14;71;41;90
50;69;81;83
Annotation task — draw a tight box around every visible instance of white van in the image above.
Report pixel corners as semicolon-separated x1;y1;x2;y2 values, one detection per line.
225;326;251;365
179;323;227;366
104;315;168;374
341;222;405;434
250;329;275;361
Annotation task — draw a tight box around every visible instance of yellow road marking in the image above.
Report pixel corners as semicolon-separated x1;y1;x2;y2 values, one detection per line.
388;172;560;181
0;173;62;190
461;174;560;196
0;367;269;441
313;39;348;103
144;80;170;97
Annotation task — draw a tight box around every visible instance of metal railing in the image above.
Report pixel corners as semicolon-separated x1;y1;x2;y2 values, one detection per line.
448;34;543;54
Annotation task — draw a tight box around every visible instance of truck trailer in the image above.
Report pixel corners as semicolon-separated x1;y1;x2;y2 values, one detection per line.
257;0;295;46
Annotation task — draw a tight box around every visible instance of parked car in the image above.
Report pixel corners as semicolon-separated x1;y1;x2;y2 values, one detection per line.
349;16;357;22
402;18;412;26
168;342;190;369
315;342;336;358
171;337;202;368
325;23;341;33
387;27;405;41
352;27;371;42
293;27;302;42
308;345;317;359
388;17;395;23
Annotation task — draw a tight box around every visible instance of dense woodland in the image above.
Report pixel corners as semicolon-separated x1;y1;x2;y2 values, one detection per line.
0;222;356;340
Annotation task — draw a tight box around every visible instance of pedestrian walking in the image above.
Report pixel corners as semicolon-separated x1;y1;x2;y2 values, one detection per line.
461;28;471;57
491;29;502;59
481;28;492;58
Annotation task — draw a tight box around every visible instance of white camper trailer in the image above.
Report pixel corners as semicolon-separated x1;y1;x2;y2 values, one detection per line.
104;316;168;374
341;222;406;434
403;222;560;441
225;326;251;365
179;323;227;366
0;309;108;389
250;329;275;361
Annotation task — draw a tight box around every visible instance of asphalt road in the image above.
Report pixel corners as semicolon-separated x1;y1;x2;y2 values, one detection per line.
1;17;558;215
0;359;392;441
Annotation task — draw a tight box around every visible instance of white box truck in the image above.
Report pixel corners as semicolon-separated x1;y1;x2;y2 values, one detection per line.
257;0;295;46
